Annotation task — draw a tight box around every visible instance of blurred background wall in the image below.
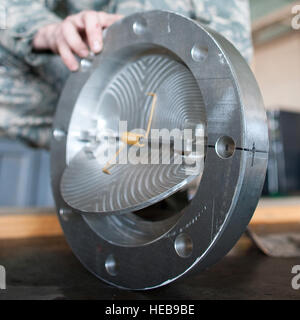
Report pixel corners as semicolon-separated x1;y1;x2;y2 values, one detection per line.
250;1;300;196
0;0;299;207
251;0;300;112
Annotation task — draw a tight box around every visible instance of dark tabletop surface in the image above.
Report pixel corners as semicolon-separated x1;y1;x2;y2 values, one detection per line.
0;235;299;300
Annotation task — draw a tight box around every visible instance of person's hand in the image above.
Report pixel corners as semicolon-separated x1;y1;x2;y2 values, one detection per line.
33;11;123;71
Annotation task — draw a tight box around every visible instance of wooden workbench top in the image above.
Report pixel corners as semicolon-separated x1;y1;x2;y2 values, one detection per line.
0;197;299;240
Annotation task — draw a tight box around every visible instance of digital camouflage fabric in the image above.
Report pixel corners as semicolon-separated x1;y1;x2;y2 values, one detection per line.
0;0;252;148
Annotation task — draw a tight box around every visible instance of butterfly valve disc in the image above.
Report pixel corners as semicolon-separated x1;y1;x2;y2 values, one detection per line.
51;11;269;290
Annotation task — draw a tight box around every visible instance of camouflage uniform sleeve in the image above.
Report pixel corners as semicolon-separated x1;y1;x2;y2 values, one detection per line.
106;0;193;17
192;0;253;62
65;0;110;14
0;0;62;67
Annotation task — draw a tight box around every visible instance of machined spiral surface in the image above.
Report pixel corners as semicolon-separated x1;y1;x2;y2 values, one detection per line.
61;54;206;214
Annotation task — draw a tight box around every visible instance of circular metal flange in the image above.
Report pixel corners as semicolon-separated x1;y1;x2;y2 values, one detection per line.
51;11;269;290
